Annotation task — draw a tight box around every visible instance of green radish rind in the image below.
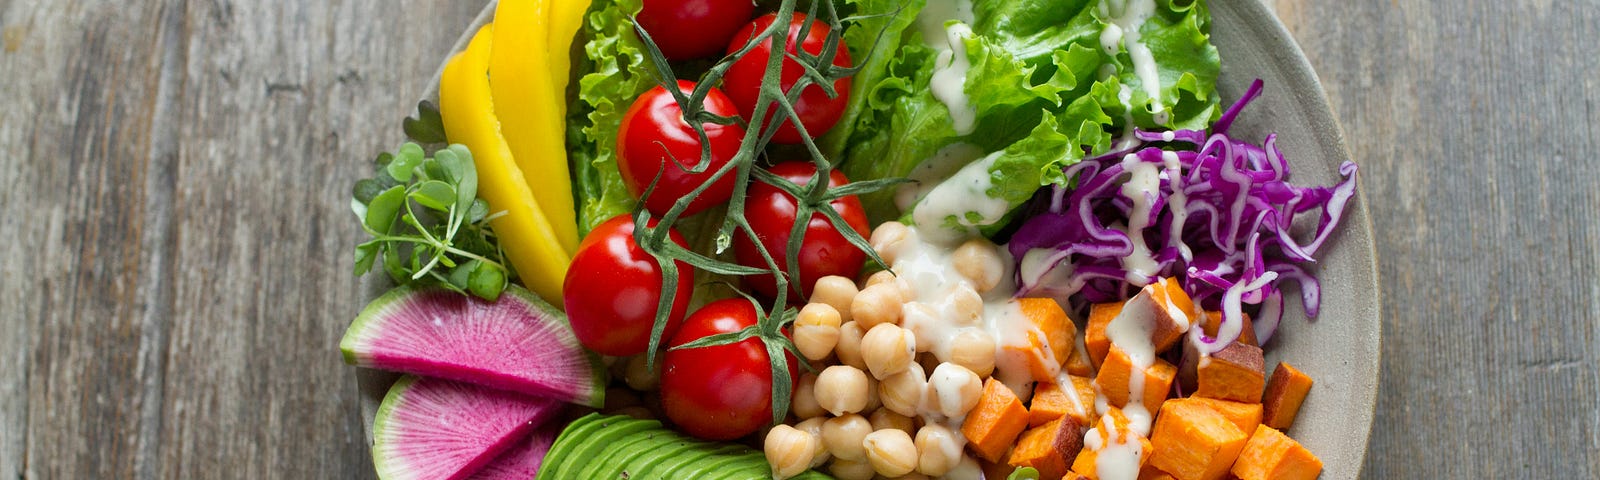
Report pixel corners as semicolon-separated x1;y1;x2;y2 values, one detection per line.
341;284;607;408
369;375;419;479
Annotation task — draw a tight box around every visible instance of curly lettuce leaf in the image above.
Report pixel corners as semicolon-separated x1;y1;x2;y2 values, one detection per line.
569;0;650;235
820;0;928;160
842;33;1064;222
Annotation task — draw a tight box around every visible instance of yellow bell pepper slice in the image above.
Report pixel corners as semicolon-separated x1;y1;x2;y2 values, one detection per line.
548;0;593;120
489;0;580;255
440;24;571;305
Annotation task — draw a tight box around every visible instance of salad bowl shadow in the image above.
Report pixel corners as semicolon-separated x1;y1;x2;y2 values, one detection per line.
354;1;1381;479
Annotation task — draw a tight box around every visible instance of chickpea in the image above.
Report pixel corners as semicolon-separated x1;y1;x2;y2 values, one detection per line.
852;282;904;329
897;473;932;480
794;417;832;467
765;424;818;479
878;362;926;418
899;302;940;353
943;328;996;378
836;321;868;370
943;285;984;326
822;414;873;462
795;303;843;361
862;429;918;477
869;408;916;435
623;353;659;391
828;458;877;480
861;323;916;379
862;374;882;412
815;366;871;416
792;373;825;419
811;275;860;323
928;363;983;419
952;239;1005;293
914;424;962;477
869;221;912;265
862;270;915;301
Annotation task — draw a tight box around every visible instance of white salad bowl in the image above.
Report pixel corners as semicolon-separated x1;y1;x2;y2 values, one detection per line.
354;1;1381;478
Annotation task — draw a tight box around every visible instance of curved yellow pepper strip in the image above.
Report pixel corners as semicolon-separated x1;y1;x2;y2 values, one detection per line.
548;0;593;121
440;24;571;305
489;0;581;255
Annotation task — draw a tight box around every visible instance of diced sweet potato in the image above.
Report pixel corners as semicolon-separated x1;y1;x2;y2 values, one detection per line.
1194;342;1265;403
1086;302;1121;368
1063;471;1094;480
1008;416;1086;480
1007;329;1063;383
1138;464;1179;480
963;378;1031;463
1095;346;1177;409
1262;362;1313;430
1066;336;1096;377
1030;374;1097;427
1171;397;1262;436
1200;311;1257;347
1229;425;1322;480
981;457;1019;480
1149;400;1249;480
1020;297;1077;366
1072;409;1154;480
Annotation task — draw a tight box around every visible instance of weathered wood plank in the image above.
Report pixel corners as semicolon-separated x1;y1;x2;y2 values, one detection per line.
1274;0;1600;477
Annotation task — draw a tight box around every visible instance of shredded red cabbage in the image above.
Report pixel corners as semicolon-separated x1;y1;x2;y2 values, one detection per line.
1008;80;1358;351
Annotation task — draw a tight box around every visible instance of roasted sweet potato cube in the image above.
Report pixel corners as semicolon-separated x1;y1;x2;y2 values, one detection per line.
1066;337;1096;377
1008;416;1086;480
1262;362;1313;430
1194;342;1265;403
1200;311;1258;347
1149;400;1249;480
1071;409;1154;480
1008;329;1063;383
1031;374;1098;427
1086;302;1120;368
1138;465;1179;480
963;378;1030;462
1230;425;1323;480
1172;397;1262;435
1063;471;1094;480
1095;346;1177;409
1020;297;1077;366
980;458;1017;480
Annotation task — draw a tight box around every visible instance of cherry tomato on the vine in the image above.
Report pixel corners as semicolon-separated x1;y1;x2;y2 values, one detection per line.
660;298;799;441
734;162;870;300
563;215;694;357
617;80;746;216
636;0;756;61
722;13;853;144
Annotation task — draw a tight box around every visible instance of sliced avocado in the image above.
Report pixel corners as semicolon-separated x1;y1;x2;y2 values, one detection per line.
665;443;754;480
709;451;773;480
548;416;659;479
579;426;668;479
534;413;604;480
618;431;701;479
649;441;745;479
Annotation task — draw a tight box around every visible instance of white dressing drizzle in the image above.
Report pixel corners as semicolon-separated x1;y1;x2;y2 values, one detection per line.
1118;154;1161;285
930;22;979;135
1161;150;1193;261
895;142;986;211
911;152;1009;245
1099;0;1167;125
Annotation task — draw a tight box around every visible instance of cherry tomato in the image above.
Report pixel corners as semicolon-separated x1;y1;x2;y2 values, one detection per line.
660;299;799;440
617;80;747;216
563;215;694;357
636;0;756;61
734;162;870;300
722;13;853;144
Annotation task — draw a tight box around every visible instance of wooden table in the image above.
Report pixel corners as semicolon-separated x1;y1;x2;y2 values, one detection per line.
1;0;1594;477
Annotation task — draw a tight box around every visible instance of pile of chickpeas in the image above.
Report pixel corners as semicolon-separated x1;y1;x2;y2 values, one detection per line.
764;222;1013;480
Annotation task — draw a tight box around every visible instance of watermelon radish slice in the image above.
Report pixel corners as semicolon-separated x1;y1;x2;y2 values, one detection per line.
342;285;606;407
466;423;559;480
372;375;562;480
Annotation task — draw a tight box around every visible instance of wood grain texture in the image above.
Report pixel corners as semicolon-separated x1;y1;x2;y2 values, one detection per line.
0;1;488;478
1269;0;1600;477
0;0;1595;478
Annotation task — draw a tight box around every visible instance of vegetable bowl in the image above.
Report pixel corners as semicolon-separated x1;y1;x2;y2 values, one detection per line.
349;0;1379;479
